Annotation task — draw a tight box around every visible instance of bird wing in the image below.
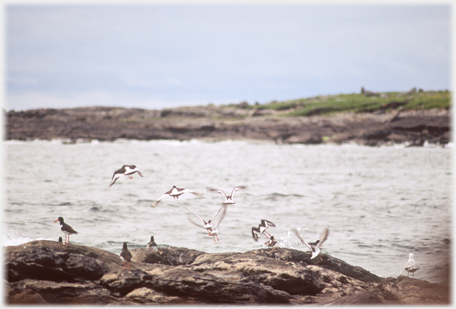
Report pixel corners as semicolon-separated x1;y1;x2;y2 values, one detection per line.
183;189;204;197
291;228;313;251
151;193;169;207
188;216;205;229
213;205;228;229
207;187;228;199
261;219;276;228
109;173;121;187
252;227;260;241
316;228;329;249
231;186;246;197
184;207;207;226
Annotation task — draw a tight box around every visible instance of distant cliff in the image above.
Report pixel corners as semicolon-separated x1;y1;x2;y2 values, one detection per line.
5;241;449;305
5;104;450;146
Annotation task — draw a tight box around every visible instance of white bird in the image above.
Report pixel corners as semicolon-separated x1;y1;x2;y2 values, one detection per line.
252;219;276;241
185;204;228;242
291;227;329;260
207;186;246;205
109;165;143;187
151;185;204;207
404;253;420;277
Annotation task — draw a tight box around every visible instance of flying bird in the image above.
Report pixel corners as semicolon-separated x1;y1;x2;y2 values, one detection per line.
109;165;143;187
291;227;329;261
53;217;78;244
207;186;247;205
120;242;132;270
147;236;158;250
404;253;420;277
151;185;204;207
186;204;228;242
252;219;276;241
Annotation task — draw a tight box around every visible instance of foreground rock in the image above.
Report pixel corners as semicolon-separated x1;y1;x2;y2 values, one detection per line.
5;241;449;305
5;105;450;146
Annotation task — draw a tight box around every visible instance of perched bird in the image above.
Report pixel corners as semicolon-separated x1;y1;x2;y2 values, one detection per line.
109;165;143;187
404;253;420;277
120;242;132;270
291;227;329;261
264;235;278;248
186;204;228;242
58;237;63;243
252;219;276;241
53;217;78;244
147;236;158;250
151;185;204;207
207;186;247;205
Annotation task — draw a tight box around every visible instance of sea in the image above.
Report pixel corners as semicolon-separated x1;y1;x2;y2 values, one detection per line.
3;139;452;286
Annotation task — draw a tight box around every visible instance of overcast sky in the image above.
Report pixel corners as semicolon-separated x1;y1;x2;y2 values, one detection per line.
4;2;452;111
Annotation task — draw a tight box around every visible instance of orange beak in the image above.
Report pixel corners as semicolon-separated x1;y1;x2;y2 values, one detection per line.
53;219;59;223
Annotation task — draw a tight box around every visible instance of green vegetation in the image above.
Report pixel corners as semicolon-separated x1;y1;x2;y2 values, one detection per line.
243;90;451;117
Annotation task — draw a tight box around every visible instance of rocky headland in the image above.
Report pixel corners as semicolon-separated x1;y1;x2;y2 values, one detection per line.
5;104;450;146
5;240;449;305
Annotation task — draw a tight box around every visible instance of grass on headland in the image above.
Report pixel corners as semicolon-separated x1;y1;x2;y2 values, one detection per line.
240;90;451;117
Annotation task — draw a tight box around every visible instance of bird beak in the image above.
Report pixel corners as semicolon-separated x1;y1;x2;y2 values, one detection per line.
53;219;59;223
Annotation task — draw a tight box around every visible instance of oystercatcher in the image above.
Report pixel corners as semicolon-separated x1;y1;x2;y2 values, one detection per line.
151;185;204;207
207;186;247;205
147;236;158;250
252;219;276;241
53;217;78;244
109;165;143;187
120;242;132;270
291;227;329;261
404;253;420;277
186;204;228;242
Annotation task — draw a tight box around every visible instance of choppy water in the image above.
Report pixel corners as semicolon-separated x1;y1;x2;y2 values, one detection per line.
3;139;452;286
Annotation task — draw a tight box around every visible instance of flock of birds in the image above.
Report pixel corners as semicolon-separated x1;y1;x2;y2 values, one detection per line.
53;164;421;275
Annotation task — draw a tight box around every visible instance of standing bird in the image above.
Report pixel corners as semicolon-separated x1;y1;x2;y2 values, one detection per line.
291;227;329;261
186;204;228;242
109;165;143;187
53;217;78;244
151;185;204;207
147;236;158;250
264;235;278;248
58;237;63;243
404;253;420;277
120;242;132;270
207;186;247;205
252;219;276;241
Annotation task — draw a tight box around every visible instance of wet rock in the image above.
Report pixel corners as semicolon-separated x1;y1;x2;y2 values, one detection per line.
4;241;450;305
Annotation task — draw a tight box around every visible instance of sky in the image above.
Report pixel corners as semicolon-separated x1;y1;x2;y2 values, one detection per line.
3;1;452;111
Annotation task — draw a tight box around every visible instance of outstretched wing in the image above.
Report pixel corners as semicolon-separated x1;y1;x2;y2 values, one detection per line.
213;205;228;229
184;207;207;226
150;193;169;207
252;227;260;241
230;186;246;198
184;189;204;197
207;187;228;199
261;219;276;228
109;173;121;187
291;228;313;252
317;228;329;249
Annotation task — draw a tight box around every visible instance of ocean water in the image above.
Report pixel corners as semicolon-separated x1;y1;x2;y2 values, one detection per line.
3;139;452;286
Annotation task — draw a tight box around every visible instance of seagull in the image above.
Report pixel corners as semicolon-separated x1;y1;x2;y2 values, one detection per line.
151;185;204;207
120;242;132;270
291;227;329;261
147;236;158;250
207;186;247;205
404;253;420;277
53;217;78;244
252;219;276;241
185;204;228;242
264;235;278;248
109;165;143;187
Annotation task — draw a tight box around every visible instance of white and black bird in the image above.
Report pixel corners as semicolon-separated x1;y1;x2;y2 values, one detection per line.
53;217;78;244
264;235;279;248
147;236;158;250
252;219;276;241
120;242;132;270
404;253;420;277
207;186;246;205
109;165;143;187
185;204;228;242
151;185;204;207
291;227;329;260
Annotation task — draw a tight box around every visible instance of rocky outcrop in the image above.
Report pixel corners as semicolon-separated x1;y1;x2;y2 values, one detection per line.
5;105;450;146
5;241;450;305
